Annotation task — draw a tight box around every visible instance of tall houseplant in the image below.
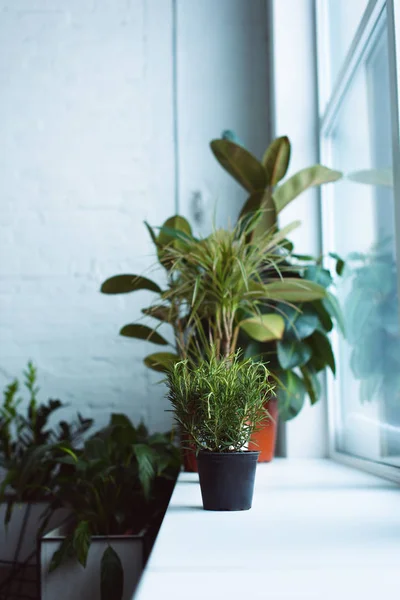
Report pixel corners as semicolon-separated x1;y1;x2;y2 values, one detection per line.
167;350;274;511
209;135;344;448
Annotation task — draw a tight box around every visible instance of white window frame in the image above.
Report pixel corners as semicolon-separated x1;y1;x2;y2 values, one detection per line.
316;0;400;482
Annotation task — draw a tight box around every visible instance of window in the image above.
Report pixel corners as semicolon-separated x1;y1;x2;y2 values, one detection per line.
317;0;400;475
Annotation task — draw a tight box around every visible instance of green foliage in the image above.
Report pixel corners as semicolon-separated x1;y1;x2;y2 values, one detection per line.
100;134;343;421
0;362;93;520
209;134;344;420
167;350;274;452
344;243;400;403
101;546;124;600
43;414;180;600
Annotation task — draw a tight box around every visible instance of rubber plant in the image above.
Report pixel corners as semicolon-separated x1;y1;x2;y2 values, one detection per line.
209;134;344;419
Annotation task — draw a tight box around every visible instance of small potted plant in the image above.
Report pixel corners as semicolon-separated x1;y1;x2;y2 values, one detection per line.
166;350;274;511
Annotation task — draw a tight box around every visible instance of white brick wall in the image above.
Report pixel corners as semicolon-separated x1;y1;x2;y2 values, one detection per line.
0;0;270;432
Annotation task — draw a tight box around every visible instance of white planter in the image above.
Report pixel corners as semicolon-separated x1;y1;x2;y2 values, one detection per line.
0;501;69;563
0;501;69;599
40;524;145;600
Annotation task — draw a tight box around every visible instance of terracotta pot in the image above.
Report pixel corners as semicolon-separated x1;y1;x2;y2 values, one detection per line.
248;398;278;462
180;433;198;472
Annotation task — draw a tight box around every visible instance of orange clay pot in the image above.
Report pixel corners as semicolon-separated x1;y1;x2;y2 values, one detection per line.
248;397;278;462
180;433;198;473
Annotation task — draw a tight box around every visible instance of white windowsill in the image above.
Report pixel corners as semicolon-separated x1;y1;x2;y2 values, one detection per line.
135;459;400;600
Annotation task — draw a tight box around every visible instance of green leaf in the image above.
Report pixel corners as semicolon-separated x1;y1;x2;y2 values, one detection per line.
239;189;277;232
101;547;124;600
273;165;342;213
110;413;133;429
133;443;157;497
262;136;291;185
72;521;91;568
262;278;326;302
49;534;74;573
308;331;336;375
311;300;333;333
276;371;306;421
142;305;172;323
322;292;345;335
329;252;345;276
240;314;285;342
210;139;266;193
300;365;321;405
303;266;333;288
280;304;319;340
100;275;161;295
157;216;192;248
119;324;169;345
277;340;312;369
144;352;180;372
144;221;159;247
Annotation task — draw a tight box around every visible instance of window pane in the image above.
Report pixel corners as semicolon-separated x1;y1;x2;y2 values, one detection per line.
326;15;400;464
327;0;369;86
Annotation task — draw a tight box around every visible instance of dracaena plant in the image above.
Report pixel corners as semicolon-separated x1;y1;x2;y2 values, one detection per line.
0;362;93;523
208;134;344;419
41;414;180;600
101;211;328;373
167;349;275;453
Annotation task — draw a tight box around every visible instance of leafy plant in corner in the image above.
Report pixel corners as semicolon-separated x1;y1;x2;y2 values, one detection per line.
0;362;93;523
43;414;180;600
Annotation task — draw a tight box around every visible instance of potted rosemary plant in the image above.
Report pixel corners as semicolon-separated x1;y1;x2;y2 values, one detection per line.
166;350;274;511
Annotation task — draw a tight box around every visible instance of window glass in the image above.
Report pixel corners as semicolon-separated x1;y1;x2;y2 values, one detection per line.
326;15;400;464
327;0;369;86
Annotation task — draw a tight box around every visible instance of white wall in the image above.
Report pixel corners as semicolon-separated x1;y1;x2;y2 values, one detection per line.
0;0;270;432
271;0;328;458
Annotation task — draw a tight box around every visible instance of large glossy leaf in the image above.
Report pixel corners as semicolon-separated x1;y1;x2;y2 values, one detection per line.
280;303;319;340
157;215;192;247
277;339;312;369
239;189;277;233
133;443;157;497
101;547;124;600
240;314;285;342
276;371;306;421
311;300;333;333
303;266;333;288
300;365;321;405
72;520;91;568
210;139;266;193
100;275;161;295
308;331;336;375
262;136;291;185
144;352;180;372
119;324;168;345
262;278;326;302
322;291;345;335
273;165;342;213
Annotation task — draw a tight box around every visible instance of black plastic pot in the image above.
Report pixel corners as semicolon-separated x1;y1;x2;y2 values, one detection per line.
196;451;260;511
